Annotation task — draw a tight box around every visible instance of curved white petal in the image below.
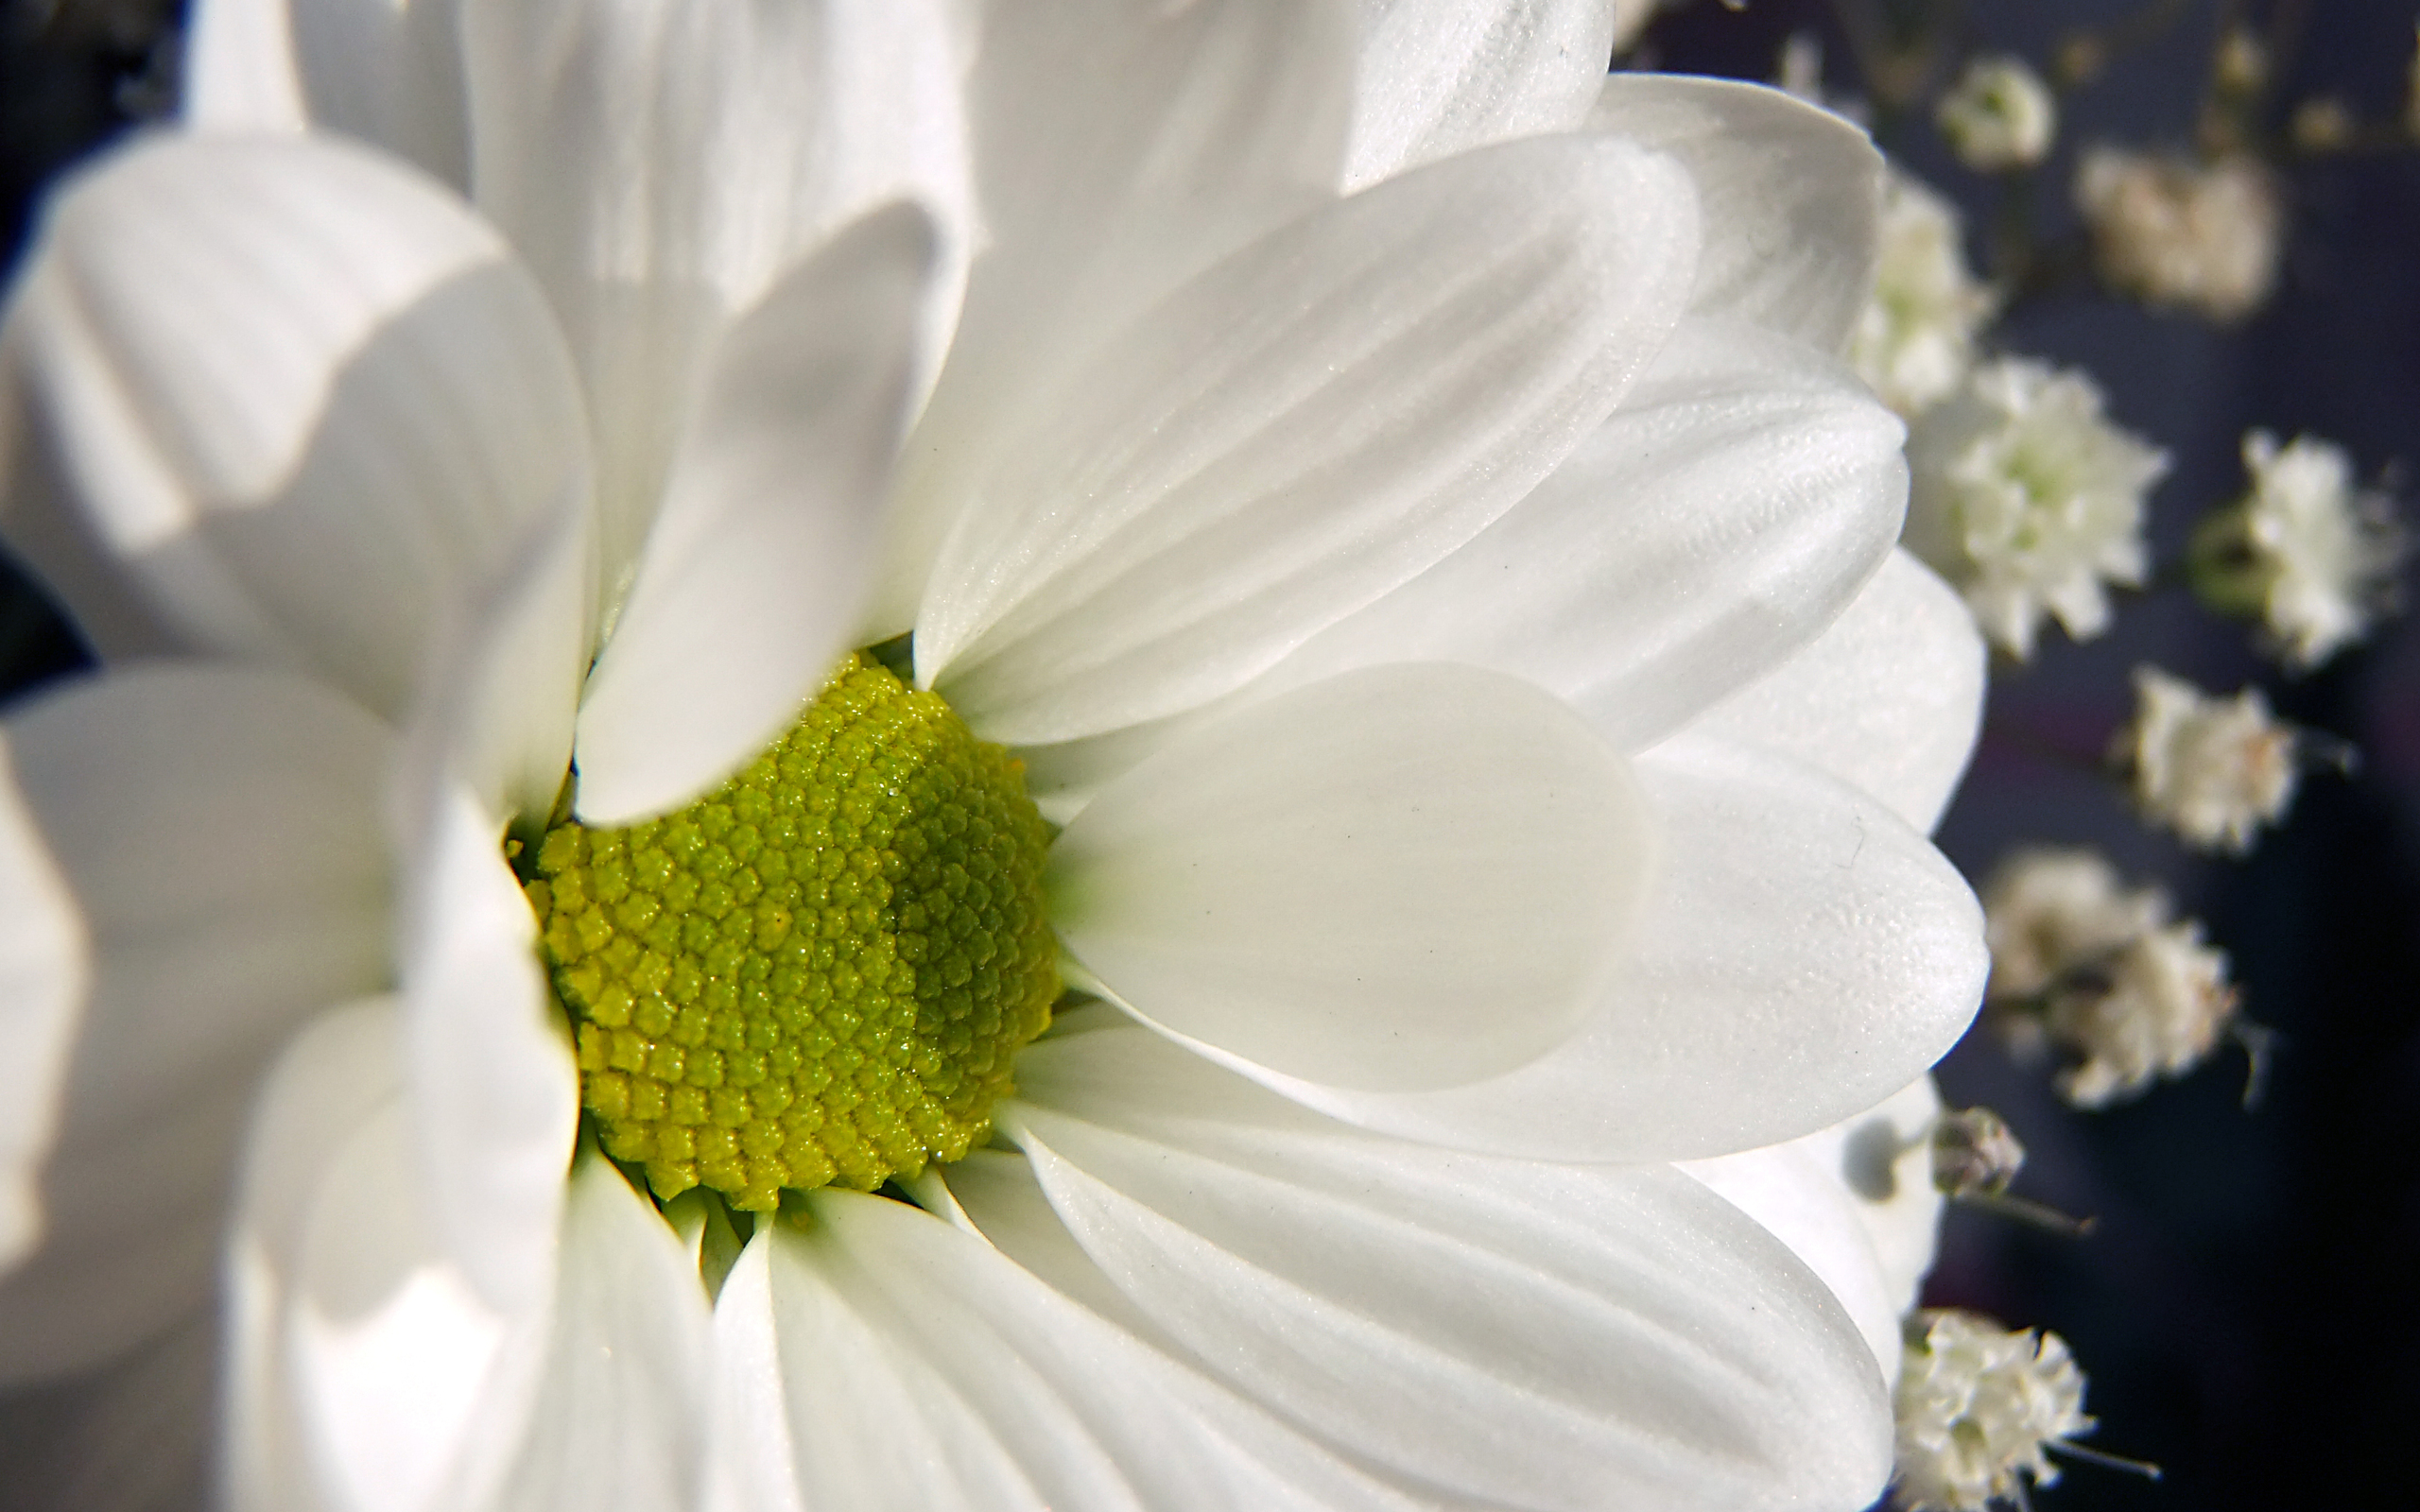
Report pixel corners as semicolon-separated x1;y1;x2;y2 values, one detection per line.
0;727;84;1280
224;999;548;1512
869;0;1356;636
702;1188;1418;1512
1682;1076;1945;1387
0;665;392;1384
1344;0;1619;188
0;1306;215;1512
1684;549;1984;834
185;0;471;189
572;203;937;825
1251;735;1985;1162
390;776;578;1317
0;134;595;730
978;1014;1893;1512
459;0;972;585
485;1152;712;1512
1588;75;1883;354
1250;316;1906;748
1048;663;1651;1093
922;134;1701;743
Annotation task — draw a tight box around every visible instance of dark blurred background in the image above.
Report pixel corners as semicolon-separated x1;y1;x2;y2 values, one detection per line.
4;1;2415;1509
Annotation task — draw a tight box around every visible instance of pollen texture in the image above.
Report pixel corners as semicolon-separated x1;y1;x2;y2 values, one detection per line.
526;654;1059;1211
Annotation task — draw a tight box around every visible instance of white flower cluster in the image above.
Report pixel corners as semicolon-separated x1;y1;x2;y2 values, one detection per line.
1982;847;2241;1108
2074;147;2284;322
1893;1310;2093;1512
2116;666;2301;852
2192;429;2405;671
1935;56;2056;171
1850;174;1997;417
1904;358;2167;657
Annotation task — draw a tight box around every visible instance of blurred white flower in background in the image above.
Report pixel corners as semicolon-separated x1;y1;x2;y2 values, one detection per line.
1981;847;2168;1004
2074;147;2284;322
1849;173;1996;418
2191;429;2406;672
1903;356;2167;657
1933;56;2056;172
2114;666;2300;853
0;3;1992;1510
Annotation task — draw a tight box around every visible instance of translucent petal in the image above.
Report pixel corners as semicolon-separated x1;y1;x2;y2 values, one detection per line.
1344;0;1620;187
700;1188;1417;1512
981;1014;1894;1511
921;134;1700;743
1048;663;1651;1092
0;134;595;731
224;999;547;1512
184;0;470;188
571;203;937;825
1247;736;1985;1161
1249;316;1906;748
1588;74;1883;354
1683;549;1984;834
0;666;391;1383
459;0;972;585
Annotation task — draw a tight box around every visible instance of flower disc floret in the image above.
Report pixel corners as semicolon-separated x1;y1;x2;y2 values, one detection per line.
527;653;1060;1211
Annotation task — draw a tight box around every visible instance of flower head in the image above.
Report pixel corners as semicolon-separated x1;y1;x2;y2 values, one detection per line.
1849;173;1996;417
2050;919;2239;1108
2191;429;2405;671
2074;147;2284;322
0;6;1991;1510
1893;1309;2094;1512
1980;845;2167;1004
2115;666;2299;852
1934;57;2056;171
1903;357;2166;656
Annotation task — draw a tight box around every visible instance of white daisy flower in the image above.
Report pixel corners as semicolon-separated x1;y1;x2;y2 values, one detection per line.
2073;146;2284;323
0;4;1988;1510
2191;429;2405;672
1903;356;2168;658
1848;173;1997;419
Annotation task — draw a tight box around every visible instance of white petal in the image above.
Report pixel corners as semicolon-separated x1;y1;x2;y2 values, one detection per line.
1252;735;1985;1161
1250;316;1907;747
869;0;1356;636
0;1306;216;1512
1684;549;1984;834
184;0;471;188
1588;75;1883;354
1344;0;1620;187
701;1188;1418;1512
390;776;578;1317
984;1014;1893;1512
571;203;938;825
0;728;85;1279
224;999;548;1512
459;0;972;584
1049;662;1652;1093
486;1152;712;1512
0;134;596;730
1682;1075;1945;1387
0;665;392;1383
922;134;1701;743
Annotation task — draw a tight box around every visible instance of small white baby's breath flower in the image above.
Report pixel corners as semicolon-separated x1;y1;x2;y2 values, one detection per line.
2074;147;2284;322
2052;920;2239;1108
2191;429;2405;671
2115;666;2299;852
1935;56;2057;170
1981;847;2166;1005
1904;358;2166;657
1893;1310;2094;1512
1850;174;1997;417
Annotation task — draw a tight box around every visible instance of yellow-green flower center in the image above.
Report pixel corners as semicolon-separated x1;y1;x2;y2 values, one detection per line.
524;653;1059;1212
